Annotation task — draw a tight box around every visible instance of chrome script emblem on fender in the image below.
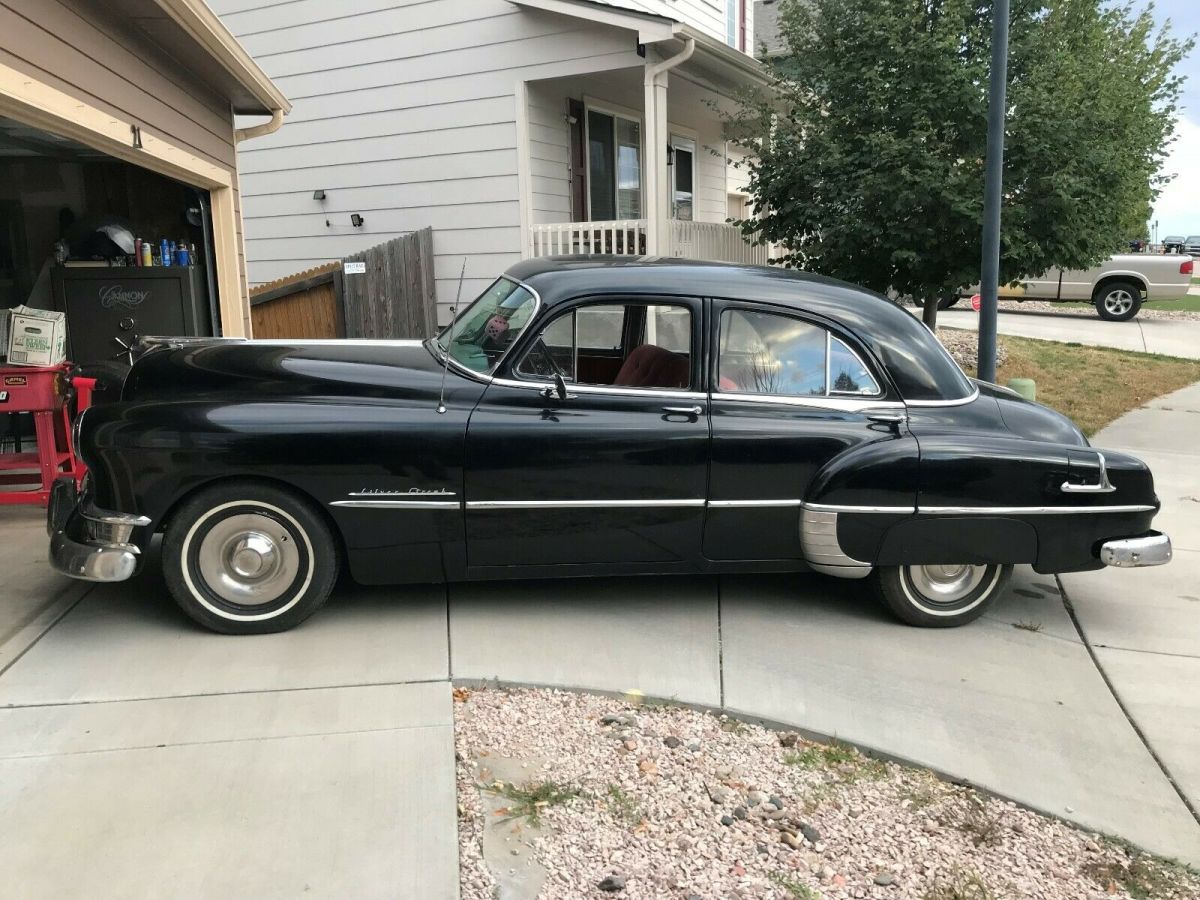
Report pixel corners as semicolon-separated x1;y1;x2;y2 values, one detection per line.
348;488;456;498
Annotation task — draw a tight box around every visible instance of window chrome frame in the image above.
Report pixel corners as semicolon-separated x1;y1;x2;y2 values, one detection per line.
503;295;700;396
428;275;542;385
714;305;889;404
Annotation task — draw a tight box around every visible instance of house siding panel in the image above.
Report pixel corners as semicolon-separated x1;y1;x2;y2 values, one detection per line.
212;0;644;321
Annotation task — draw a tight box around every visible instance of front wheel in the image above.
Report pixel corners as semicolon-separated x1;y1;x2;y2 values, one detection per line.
163;481;339;634
1093;281;1142;321
872;563;1011;628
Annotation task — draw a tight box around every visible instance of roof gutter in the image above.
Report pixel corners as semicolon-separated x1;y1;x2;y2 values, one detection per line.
152;0;292;115
235;108;285;144
646;34;695;80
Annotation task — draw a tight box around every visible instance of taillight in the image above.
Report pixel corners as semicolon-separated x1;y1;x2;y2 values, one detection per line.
1182;259;1194;275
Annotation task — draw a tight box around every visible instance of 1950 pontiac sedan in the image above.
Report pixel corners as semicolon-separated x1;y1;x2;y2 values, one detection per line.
48;258;1171;634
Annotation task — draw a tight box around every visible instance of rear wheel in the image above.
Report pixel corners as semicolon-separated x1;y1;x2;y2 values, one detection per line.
872;563;1011;628
1093;280;1142;321
163;481;339;634
937;296;960;310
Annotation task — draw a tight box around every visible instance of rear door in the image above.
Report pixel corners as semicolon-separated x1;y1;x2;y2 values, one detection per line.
703;301;909;561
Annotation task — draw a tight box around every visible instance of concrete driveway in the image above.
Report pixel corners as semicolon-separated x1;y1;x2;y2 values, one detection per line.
938;306;1200;358
1;385;1198;896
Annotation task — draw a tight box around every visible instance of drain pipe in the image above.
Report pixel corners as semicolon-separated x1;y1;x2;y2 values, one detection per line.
235;108;284;143
644;36;694;255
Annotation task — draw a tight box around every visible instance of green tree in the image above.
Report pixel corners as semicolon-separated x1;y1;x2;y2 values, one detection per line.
726;0;1192;311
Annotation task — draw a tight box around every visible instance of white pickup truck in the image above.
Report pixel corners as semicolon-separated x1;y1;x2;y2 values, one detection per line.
960;254;1194;321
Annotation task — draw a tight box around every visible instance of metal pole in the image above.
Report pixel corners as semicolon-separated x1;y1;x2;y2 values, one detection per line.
977;0;1010;383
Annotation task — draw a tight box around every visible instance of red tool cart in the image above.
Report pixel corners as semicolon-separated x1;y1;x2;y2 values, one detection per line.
0;364;93;506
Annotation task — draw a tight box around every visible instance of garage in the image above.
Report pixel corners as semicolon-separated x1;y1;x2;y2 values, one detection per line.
0;0;289;361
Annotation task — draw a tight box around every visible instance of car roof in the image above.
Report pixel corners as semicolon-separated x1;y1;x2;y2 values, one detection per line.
503;256;975;402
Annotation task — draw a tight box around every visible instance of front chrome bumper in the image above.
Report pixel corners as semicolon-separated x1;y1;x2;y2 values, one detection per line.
48;479;150;583
1101;532;1172;568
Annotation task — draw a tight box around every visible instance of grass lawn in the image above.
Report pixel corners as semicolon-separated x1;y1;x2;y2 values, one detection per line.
962;335;1200;436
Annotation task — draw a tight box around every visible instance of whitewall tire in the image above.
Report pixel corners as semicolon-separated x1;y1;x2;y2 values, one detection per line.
163;481;339;634
872;563;1011;628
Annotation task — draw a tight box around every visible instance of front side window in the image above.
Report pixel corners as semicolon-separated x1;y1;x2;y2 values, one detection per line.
517;302;692;390
588;109;641;221
717;309;880;398
437;278;537;374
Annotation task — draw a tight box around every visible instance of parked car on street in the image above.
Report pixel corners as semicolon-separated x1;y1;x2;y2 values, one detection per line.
49;259;1171;634
1161;235;1186;254
1186;236;1200;256
959;254;1192;320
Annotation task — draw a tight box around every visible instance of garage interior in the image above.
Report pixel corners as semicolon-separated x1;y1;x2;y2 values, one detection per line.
0;113;218;371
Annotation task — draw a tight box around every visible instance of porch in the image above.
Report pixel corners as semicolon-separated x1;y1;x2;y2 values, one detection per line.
530;218;768;264
518;22;769;266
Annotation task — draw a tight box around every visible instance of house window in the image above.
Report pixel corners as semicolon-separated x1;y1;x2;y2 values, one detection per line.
671;135;695;221
726;0;746;51
587;109;641;221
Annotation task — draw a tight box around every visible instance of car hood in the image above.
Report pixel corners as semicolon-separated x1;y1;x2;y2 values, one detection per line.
121;337;448;402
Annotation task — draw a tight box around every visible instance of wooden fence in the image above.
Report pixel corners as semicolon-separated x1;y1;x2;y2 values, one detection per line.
342;229;437;339
248;228;436;340
250;262;343;339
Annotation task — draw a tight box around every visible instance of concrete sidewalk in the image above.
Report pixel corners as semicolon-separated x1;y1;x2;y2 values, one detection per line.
1060;381;1200;825
938;307;1200;359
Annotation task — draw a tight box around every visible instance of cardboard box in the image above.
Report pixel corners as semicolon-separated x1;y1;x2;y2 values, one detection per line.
5;305;67;367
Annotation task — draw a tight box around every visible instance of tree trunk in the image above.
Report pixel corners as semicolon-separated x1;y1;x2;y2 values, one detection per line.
921;295;939;329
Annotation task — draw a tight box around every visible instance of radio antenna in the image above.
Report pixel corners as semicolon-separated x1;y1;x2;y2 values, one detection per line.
436;258;468;415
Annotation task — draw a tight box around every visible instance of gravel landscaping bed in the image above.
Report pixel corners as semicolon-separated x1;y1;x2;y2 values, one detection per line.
933;329;1007;371
456;688;1199;899
994;299;1200;321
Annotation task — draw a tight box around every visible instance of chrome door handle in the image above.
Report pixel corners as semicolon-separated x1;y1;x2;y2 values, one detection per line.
662;405;704;416
865;409;906;425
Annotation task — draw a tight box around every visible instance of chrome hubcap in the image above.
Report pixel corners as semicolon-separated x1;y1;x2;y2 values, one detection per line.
197;513;299;607
1104;290;1133;314
907;564;988;605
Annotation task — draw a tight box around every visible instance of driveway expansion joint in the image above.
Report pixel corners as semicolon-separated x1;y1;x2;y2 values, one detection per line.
1058;575;1200;827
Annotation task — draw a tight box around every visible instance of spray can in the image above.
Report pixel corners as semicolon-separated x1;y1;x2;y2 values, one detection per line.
176;240;189;266
160;238;172;267
134;238;142;267
142;241;154;267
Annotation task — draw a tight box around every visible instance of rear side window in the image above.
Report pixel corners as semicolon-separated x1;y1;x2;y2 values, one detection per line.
717;309;880;398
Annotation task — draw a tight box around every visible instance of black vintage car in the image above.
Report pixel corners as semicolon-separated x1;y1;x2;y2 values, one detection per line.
49;258;1171;634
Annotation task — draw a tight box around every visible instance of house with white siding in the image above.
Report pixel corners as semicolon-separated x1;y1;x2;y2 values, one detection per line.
211;0;765;322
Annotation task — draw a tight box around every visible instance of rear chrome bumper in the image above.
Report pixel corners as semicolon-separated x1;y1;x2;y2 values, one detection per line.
1101;532;1172;568
47;478;150;583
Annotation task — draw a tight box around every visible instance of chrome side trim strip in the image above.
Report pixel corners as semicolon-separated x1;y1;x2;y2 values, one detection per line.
708;499;804;508
904;385;981;408
467;499;707;509
803;502;915;514
330;500;461;509
490;375;707;401
711;393;904;412
919;504;1155;515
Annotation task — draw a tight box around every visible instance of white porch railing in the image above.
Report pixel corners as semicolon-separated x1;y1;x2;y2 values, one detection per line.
530;219;769;265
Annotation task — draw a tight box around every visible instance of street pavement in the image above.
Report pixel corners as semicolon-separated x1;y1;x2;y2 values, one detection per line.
939;306;1200;359
1;387;1198;896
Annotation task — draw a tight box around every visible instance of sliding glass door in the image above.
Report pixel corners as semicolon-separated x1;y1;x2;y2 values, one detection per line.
587;108;641;221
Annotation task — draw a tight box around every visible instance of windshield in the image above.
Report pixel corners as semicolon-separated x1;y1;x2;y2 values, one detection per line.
435;277;538;374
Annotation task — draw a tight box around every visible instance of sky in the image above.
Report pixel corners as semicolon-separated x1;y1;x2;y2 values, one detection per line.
1145;0;1200;238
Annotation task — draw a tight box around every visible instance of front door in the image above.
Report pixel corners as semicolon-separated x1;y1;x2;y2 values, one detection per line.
464;296;708;570
704;302;910;561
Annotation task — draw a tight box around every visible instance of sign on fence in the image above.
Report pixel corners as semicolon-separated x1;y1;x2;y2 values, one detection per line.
341;229;437;340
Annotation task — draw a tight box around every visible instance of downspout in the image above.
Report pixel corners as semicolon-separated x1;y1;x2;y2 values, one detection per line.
643;36;695;256
234;108;284;143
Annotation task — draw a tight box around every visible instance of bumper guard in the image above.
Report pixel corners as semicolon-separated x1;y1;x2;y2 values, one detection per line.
1100;532;1172;568
48;480;150;583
